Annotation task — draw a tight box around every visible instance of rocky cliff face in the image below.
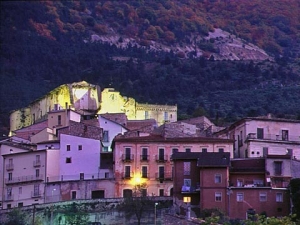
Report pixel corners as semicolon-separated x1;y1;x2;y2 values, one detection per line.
89;28;271;61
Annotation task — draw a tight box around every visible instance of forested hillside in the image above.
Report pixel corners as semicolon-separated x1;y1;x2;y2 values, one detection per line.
1;0;300;136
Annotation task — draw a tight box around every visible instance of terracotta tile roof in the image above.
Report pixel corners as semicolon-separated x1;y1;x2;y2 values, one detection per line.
57;121;102;140
126;119;157;131
114;134;234;144
230;158;265;173
100;113;128;126
172;152;230;167
13;120;48;140
197;152;230;167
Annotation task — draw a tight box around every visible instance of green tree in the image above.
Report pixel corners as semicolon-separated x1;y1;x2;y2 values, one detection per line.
118;183;153;225
4;209;27;225
289;178;300;220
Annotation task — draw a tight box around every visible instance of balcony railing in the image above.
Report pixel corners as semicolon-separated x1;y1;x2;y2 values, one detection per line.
31;190;42;198
141;173;149;179
155;172;173;181
155;155;168;162
181;185;200;193
122;172;133;179
6;164;14;171
5;174;44;184
122;154;134;162
140;155;149;162
247;133;300;142
47;172;114;182
33;160;41;167
4;195;14;202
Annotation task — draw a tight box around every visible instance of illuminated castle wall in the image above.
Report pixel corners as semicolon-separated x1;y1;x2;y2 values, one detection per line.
10;81;101;133
98;88;177;125
10;83;177;133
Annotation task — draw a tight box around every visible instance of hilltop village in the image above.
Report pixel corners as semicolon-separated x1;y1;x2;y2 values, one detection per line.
1;81;300;220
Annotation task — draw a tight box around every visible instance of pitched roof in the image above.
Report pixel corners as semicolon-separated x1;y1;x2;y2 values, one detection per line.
197;152;230;167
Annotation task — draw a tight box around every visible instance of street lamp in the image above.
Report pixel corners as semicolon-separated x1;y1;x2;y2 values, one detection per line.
154;202;158;225
51;188;56;202
183;197;191;220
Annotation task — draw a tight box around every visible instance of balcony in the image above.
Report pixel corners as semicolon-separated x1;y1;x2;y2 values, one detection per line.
5;174;44;184
247;133;300;142
155;154;168;162
140;155;149;162
31;190;42;198
122;172;133;179
6;164;14;171
141;173;149;179
155;172;173;181
181;185;200;194
4;195;14;202
33;160;41;167
122;154;134;162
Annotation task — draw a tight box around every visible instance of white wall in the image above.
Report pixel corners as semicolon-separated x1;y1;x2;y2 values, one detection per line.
59;134;101;180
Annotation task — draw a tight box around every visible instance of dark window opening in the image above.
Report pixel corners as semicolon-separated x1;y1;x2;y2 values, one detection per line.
92;190;104;199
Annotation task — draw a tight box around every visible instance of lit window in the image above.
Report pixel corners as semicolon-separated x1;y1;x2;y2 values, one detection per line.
145;111;149;119
276;193;283;202
237;193;244;202
237;179;243;187
215;174;222;183
103;131;109;142
184;162;191;175
215;192;222;202
259;192;267;202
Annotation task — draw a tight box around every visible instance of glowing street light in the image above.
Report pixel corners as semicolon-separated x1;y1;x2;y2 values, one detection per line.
154;202;158;225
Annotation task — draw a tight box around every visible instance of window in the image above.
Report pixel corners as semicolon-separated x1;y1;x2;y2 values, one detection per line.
125;166;131;178
19;187;22;194
36;155;40;162
184;162;191;175
80;173;84;180
259;192;267;202
172;148;178;154
159;166;165;179
8;158;13;165
8;172;12;181
125;148;131;160
185;148;191;153
218;148;224;153
142;166;148;178
237;193;244;202
254;179;263;187
18;202;23;207
257;128;264;139
274;161;283;175
145;111;149;119
282;130;289;141
66;157;72;163
237;179;243;187
276;193;283;202
103;131;109;142
66;145;70;151
58;115;61;125
184;179;191;187
158;148;165;161
123;189;132;198
36;169;40;178
102;146;109;152
159;189;164;196
71;191;77;200
7;204;11;209
215;192;222;202
141;189;147;197
215;174;221;183
78;145;82;151
34;184;40;196
141;148;148;160
164;112;168;121
202;148;207;153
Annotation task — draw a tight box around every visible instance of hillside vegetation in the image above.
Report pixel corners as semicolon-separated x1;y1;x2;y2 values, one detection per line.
0;0;300;135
